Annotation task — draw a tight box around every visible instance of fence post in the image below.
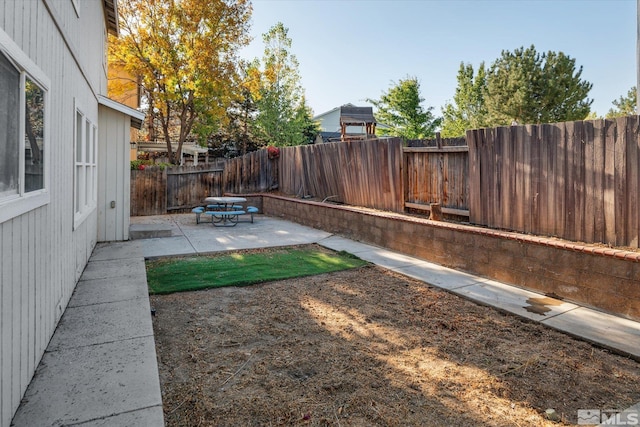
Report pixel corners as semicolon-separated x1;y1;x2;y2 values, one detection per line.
430;203;443;221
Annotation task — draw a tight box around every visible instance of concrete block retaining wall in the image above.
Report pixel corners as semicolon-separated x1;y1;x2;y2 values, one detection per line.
257;194;640;321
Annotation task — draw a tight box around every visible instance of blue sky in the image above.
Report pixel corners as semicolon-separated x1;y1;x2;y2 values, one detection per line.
239;0;637;118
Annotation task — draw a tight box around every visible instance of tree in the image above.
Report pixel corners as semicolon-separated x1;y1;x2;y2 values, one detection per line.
585;111;601;120
202;60;263;157
108;0;251;163
441;62;489;137
484;45;593;125
254;22;309;146
367;76;441;140
606;86;637;118
291;96;321;144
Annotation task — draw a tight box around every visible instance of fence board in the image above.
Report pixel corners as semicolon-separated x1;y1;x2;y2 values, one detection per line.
574;121;586;242
626;116;639;247
615;117;627;246
564;121;577;242
592;120;605;242
520;125;540;233
537;124;549;235
504;126;515;229
493;127;504;229
513;126;524;231
604;120;617;245
467;130;481;224
557;123;567;238
583;121;595;243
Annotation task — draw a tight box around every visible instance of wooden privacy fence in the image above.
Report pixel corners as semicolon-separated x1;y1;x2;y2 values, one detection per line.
223;148;278;194
130;166;167;216
130;116;640;249
278;138;405;212
130;137;468;218
403;135;470;216
130;164;223;215
467;116;640;248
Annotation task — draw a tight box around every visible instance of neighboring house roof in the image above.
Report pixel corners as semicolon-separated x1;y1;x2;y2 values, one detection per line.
339;105;376;126
312;103;354;122
103;0;119;36
312;103;378;126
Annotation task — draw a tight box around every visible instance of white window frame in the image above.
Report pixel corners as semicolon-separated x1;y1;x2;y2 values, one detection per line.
0;28;50;224
73;101;98;230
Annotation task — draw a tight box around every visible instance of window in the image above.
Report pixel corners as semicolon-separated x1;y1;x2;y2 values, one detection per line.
25;78;45;193
73;106;97;228
0;52;20;199
0;29;50;224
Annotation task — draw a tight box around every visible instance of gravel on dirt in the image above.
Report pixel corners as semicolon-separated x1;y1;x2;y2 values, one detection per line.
151;246;640;427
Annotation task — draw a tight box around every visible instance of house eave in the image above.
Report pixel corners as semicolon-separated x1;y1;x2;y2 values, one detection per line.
104;0;119;36
98;95;145;129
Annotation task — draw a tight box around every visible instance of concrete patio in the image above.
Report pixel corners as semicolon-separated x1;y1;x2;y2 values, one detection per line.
11;213;640;426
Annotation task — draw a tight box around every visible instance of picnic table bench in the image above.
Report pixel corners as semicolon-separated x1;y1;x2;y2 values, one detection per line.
205;209;245;227
191;203;259;226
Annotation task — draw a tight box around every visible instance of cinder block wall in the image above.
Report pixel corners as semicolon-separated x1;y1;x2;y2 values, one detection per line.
260;194;640;321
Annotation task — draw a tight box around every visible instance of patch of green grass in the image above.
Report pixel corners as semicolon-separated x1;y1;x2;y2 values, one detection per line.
146;246;368;294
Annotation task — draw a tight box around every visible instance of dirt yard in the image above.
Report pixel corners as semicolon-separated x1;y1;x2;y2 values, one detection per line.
151;247;640;426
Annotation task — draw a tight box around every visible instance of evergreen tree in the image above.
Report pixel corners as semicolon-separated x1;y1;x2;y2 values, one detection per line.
441;62;488;137
606;86;637;118
292;97;320;144
484;45;592;125
368;76;441;140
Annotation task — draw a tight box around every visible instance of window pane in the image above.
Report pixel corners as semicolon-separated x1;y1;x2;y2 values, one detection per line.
84;120;90;205
91;165;96;203
25;77;44;192
92;126;97;164
75;165;82;213
86;166;92;205
85;119;90;164
76;111;82;162
0;51;20;197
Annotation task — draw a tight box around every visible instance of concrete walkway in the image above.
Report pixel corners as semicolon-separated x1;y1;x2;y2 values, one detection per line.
12;213;640;426
11;241;164;426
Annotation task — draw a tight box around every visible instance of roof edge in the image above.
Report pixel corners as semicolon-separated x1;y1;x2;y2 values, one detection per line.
104;0;119;36
312;103;358;120
98;95;145;129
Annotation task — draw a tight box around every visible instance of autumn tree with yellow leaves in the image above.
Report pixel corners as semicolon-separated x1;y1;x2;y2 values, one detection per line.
108;0;252;163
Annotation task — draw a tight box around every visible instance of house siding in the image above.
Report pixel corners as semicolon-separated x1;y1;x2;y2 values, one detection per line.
315;107;369;135
98;105;131;242
0;1;108;426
